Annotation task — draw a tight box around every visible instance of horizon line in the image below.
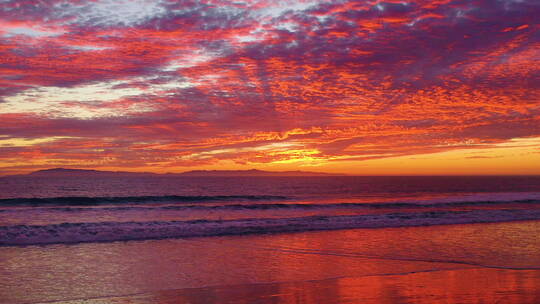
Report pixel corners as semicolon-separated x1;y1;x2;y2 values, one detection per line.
2;167;540;178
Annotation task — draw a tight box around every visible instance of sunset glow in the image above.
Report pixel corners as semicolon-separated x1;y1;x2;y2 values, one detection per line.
1;0;539;175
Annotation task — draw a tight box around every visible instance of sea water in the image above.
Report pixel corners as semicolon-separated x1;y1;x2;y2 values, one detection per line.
1;176;540;244
0;176;539;303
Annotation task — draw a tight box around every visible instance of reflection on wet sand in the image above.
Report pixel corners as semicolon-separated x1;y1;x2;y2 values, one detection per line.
54;268;540;304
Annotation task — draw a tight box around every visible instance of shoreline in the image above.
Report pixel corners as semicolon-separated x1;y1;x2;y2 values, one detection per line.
3;220;539;304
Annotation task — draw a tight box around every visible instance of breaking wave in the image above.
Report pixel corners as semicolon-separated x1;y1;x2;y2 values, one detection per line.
2;208;540;246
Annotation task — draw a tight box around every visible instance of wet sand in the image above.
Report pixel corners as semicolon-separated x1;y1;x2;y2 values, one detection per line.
49;268;540;304
1;220;539;304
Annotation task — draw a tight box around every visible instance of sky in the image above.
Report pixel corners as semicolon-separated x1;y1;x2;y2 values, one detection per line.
0;0;539;175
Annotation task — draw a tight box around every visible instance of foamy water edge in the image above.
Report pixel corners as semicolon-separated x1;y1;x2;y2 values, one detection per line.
2;209;540;246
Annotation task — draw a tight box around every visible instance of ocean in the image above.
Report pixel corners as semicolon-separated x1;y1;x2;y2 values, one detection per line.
1;175;540;303
1;175;540;245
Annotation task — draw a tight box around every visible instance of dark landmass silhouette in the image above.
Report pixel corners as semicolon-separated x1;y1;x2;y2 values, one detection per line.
28;168;156;177
176;169;340;176
25;168;342;177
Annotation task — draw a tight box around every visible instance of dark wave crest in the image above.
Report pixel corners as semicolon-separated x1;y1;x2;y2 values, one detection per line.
0;195;290;206
1;198;538;212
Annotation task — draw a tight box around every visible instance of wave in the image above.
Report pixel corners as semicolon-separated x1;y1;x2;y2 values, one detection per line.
1;198;538;213
0;195;290;206
2;209;540;246
2;191;540;208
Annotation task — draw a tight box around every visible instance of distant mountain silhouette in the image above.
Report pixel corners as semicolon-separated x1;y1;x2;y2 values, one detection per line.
27;168;341;177
28;168;156;177
177;169;341;176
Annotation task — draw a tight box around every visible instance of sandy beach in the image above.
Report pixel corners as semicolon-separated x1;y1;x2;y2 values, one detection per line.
2;220;539;304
